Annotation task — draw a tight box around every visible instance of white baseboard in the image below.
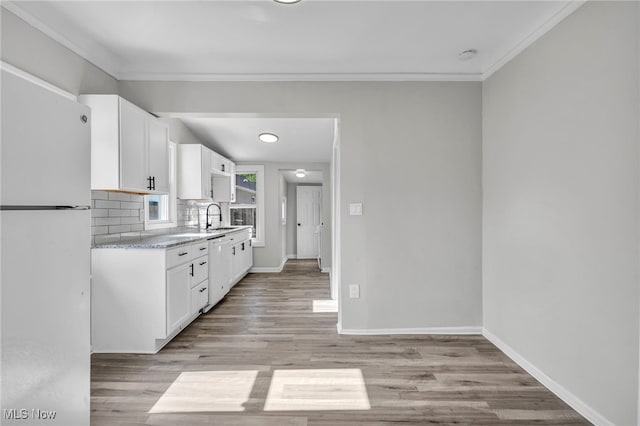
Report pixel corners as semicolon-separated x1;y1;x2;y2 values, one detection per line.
249;256;288;273
338;326;482;335
321;266;331;274
482;328;613;426
287;254;297;259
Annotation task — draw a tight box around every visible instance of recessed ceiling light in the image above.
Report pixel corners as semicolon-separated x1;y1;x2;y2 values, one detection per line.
295;169;306;178
274;0;302;3
458;49;478;61
258;133;278;143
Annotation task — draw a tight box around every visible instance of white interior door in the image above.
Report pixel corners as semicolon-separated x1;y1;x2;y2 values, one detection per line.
297;186;322;259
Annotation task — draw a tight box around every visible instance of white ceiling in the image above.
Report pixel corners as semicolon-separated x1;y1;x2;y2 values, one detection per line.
4;0;583;81
178;117;335;163
281;170;324;184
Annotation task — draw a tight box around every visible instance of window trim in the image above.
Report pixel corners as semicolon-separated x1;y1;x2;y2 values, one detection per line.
231;165;265;247
144;141;177;230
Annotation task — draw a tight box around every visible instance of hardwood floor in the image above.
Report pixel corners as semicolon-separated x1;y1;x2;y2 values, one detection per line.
91;260;590;425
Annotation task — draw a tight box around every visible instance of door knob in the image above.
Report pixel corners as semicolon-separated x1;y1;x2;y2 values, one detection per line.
297;223;301;226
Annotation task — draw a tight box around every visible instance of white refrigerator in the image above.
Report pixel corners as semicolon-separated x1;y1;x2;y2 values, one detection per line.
1;69;91;425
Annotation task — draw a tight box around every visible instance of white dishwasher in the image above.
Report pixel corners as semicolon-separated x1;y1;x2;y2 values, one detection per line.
205;234;232;312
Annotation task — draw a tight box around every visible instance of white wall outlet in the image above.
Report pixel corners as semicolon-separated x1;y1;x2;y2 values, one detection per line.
349;284;360;299
349;203;363;216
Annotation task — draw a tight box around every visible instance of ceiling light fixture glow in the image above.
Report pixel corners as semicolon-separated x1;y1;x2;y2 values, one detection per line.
274;0;302;4
258;133;279;143
295;169;306;178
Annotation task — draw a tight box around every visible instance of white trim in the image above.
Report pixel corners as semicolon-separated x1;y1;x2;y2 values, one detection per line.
482;0;586;80
234;165;265;247
287;254;297;259
321;267;331;274
1;2;120;79
117;72;482;82
0;61;75;101
482;328;613;426
250;256;288;274
338;326;482;336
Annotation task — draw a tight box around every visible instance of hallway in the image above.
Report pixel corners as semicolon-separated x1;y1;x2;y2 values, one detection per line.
91;260;588;425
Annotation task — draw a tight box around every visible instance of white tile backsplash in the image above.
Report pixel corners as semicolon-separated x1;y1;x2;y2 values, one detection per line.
91;191;144;245
91;191;227;245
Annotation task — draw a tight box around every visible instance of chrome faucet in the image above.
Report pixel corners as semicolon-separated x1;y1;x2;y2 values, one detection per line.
205;203;222;230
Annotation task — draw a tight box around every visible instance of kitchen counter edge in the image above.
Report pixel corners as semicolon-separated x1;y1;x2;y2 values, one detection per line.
92;226;253;249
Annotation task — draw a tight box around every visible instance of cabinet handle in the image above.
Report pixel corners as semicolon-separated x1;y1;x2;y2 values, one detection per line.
152;176;156;190
199;247;206;251
190;264;194;276
199;287;206;293
249;240;252;247
147;176;153;191
199;261;207;266
232;247;235;255
241;242;245;251
221;164;225;172
178;252;188;256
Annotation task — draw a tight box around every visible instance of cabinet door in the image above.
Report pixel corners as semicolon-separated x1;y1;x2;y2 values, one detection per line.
166;263;191;335
229;162;236;202
148;119;169;193
231;243;242;283
246;238;253;271
201;146;212;199
119;99;148;192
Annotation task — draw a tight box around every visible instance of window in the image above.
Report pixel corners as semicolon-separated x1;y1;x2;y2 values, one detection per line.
145;142;177;229
230;165;264;247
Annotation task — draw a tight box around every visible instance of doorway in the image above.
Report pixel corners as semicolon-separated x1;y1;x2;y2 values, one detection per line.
296;185;323;263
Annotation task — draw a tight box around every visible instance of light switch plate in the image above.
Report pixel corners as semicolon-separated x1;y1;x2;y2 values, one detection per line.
349;203;363;216
349;284;360;299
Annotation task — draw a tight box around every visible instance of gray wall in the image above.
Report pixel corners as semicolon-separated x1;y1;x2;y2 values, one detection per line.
482;2;639;424
236;162;332;270
120;81;483;330
1;9;117;95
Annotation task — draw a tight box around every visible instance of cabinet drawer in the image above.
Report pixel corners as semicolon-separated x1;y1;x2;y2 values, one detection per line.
192;255;208;286
191;280;209;315
166;245;192;269
192;241;208;257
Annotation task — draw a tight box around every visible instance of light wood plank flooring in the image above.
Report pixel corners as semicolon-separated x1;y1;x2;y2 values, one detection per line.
91;259;590;425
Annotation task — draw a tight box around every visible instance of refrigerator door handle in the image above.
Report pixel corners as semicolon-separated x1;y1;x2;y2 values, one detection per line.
0;205;91;211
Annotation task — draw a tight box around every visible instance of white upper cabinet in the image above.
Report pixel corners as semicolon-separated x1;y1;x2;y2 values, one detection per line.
179;144;235;201
178;144;212;200
78;95;169;194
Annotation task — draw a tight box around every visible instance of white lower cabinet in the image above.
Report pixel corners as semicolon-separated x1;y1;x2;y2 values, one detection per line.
230;229;253;288
92;241;209;354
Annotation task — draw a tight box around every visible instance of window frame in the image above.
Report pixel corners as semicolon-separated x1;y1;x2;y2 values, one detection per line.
144;141;177;230
230;165;265;247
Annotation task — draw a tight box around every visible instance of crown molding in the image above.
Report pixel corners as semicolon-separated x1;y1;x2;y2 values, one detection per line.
117;71;483;82
482;0;586;80
1;1;121;79
3;0;584;83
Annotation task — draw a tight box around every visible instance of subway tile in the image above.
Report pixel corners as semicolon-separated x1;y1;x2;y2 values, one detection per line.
109;224;131;234
91;208;109;218
130;224;144;232
108;192;132;201
94;234;121;245
93;217;121;226
95;200;121;209
108;209;131;217
120;216;141;225
92;191;110;200
120;232;141;239
91;226;108;235
121;201;143;210
130;195;144;202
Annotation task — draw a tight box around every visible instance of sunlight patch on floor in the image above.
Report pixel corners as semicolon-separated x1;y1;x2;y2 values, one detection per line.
312;299;338;313
149;370;258;413
264;368;370;411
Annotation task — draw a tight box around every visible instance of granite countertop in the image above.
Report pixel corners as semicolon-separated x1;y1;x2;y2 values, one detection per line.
93;226;252;249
